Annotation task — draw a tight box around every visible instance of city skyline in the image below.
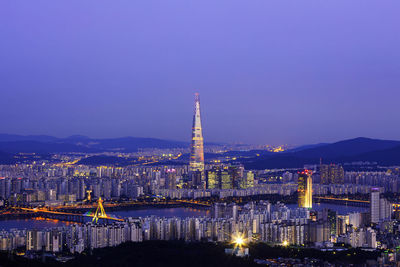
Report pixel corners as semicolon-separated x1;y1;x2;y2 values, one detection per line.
1;1;399;266
1;1;400;145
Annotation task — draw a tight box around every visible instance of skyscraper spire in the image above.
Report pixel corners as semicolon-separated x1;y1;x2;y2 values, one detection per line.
190;93;205;174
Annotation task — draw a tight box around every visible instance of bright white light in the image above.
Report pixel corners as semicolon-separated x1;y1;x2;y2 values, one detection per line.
232;233;246;248
235;236;244;246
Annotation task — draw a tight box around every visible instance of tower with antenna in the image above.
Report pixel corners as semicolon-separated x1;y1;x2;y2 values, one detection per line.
189;93;205;188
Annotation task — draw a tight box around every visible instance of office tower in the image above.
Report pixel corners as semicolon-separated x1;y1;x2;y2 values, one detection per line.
320;164;344;184
241;171;255;189
206;169;219;189
298;171;306;208
298;170;312;209
220;170;232;189
305;171;313;208
189;93;205;188
206;166;236;189
370;188;380;224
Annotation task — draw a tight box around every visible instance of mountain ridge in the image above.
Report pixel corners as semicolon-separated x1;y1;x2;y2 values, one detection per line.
242;137;400;169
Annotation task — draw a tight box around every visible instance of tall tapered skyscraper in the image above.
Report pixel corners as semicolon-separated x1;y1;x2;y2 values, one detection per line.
190;93;205;174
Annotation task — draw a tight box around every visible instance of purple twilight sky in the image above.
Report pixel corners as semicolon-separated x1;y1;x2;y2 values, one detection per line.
0;0;399;145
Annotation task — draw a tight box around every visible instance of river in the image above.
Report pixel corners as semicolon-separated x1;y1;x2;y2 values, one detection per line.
0;203;367;231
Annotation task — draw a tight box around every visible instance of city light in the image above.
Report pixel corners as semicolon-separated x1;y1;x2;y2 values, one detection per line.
282;240;289;247
232;233;246;248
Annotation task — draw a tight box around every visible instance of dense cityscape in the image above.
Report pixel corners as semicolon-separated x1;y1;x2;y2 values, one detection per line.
2;1;400;266
0;94;398;266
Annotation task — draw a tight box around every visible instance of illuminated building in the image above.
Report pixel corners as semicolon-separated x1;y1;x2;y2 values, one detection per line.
327;210;338;238
320;164;344;184
220;170;232;189
206;169;218;189
370;188;380;224
298;170;312;209
206;166;245;190
189;93;205;188
369;188;391;224
241;171;254;189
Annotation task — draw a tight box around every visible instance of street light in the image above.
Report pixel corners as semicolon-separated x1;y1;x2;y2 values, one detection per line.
232;233;246;248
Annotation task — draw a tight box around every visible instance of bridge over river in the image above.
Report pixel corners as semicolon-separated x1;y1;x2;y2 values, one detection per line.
15;197;124;223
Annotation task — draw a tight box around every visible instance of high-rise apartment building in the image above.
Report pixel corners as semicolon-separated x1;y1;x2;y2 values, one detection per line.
370;188;380;224
165;169;177;189
370;188;392;224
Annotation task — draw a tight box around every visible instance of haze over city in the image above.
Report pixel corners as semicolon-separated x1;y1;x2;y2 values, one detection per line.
1;0;400;145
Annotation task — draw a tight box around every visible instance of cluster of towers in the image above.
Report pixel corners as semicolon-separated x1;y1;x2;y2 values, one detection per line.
189;93;313;209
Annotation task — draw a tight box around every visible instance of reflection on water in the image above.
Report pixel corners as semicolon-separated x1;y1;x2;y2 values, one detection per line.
0;203;366;231
0;207;209;231
0;217;70;231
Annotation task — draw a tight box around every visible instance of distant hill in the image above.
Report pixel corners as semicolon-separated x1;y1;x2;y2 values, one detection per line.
297;137;400;159
288;143;328;152
342;145;400;166
0;134;190;153
221;149;274;157
2;135;400;168
244;155;319;169
0;141;98;154
242;137;400;169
